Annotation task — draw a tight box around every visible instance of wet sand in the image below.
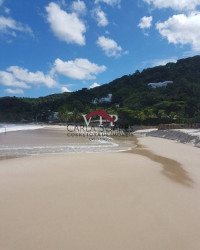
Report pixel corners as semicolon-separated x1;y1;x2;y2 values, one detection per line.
129;137;193;186
0;136;200;250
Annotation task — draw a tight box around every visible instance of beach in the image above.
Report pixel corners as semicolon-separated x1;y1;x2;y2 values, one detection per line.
0;128;200;250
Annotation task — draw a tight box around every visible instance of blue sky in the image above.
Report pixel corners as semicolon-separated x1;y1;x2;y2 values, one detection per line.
0;0;200;97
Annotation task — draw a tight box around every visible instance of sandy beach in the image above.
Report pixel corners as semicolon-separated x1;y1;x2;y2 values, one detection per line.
0;135;200;250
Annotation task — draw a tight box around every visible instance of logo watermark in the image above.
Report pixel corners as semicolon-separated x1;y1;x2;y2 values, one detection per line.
66;110;134;137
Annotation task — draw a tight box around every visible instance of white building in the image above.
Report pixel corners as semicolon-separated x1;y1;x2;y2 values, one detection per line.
92;94;112;104
148;81;173;88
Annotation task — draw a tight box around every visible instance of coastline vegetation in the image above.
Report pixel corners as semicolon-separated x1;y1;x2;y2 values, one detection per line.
0;56;200;125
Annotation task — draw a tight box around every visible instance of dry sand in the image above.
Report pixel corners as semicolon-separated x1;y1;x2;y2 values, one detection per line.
0;137;200;250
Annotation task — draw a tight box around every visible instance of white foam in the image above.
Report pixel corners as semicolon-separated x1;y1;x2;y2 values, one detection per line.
134;128;158;133
0;143;118;151
0;124;44;134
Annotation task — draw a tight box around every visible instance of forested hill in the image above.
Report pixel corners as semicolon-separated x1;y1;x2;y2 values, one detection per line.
0;55;200;125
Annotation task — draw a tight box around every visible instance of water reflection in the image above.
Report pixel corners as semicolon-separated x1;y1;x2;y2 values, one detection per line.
127;137;193;187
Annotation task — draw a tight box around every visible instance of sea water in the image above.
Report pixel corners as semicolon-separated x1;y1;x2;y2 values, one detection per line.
0;126;133;158
0;124;43;134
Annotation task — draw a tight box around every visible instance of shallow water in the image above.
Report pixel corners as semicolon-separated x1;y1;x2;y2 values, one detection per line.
0;128;133;158
0;124;43;134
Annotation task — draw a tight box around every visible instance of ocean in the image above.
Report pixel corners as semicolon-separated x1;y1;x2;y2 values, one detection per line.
0;125;133;158
0;124;43;134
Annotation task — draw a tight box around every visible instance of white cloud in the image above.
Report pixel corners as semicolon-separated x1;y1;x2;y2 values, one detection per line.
151;57;177;67
5;88;24;95
138;16;152;29
156;12;200;51
71;0;86;15
143;0;200;11
4;8;10;14
182;50;199;57
97;36;124;57
95;0;121;7
57;0;66;7
89;82;100;89
0;16;33;36
92;7;109;27
54;58;106;80
61;86;71;92
141;57;177;69
7;66;58;88
0;71;30;88
45;2;86;45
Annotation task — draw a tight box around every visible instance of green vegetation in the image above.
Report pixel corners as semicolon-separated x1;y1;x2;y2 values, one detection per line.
0;55;200;125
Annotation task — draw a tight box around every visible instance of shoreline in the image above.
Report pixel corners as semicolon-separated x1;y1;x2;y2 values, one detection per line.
0;127;134;159
1;124;200;161
1;123;200;148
